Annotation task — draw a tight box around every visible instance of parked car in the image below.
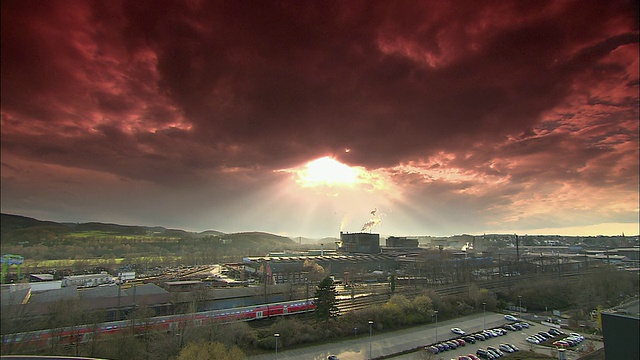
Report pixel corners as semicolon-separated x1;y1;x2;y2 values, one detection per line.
548;328;564;336
463;335;477;344
498;344;515;353
504;324;517;331
518;322;530;328
553;340;570;348
504;314;518;321
327;356;339;360
482;330;497;338
566;336;583;344
474;333;486;341
426;345;439;354
532;334;547;342
512;323;523;330
488;346;504;356
537;331;553;339
467;355;481;360
570;333;585;341
458;356;472;360
506;343;519;351
487;349;502;358
493;328;507;335
451;327;466;335
446;340;458;349
526;336;540;344
476;348;491;359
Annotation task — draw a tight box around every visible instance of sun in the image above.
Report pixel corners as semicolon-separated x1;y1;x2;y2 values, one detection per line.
278;156;394;193
295;156;359;187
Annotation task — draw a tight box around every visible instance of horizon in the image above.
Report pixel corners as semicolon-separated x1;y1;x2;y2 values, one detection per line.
3;212;637;240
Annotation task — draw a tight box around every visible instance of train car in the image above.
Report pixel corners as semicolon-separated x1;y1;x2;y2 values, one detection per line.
2;298;316;351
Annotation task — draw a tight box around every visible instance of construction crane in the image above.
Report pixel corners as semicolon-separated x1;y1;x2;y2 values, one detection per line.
1;254;24;284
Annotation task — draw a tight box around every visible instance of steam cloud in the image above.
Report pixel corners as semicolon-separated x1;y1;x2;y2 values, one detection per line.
361;208;382;232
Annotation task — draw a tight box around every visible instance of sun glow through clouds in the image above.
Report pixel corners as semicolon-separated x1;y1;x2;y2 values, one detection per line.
295;156;359;187
279;156;395;194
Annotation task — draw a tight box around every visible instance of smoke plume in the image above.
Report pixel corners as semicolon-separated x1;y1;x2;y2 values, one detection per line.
361;208;382;232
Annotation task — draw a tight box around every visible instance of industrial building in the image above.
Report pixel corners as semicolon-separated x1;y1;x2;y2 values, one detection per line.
61;272;113;288
337;232;380;254
242;253;397;285
385;236;419;248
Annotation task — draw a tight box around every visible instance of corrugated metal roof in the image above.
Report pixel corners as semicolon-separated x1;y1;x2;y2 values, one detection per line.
29;285;79;303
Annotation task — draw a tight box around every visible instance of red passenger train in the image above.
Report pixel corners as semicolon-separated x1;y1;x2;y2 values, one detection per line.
2;298;315;350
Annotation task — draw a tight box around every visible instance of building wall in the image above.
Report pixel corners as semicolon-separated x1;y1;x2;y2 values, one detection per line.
62;273;113;288
601;312;640;360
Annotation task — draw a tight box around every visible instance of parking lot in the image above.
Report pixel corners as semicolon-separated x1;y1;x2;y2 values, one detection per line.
391;319;602;360
248;312;601;360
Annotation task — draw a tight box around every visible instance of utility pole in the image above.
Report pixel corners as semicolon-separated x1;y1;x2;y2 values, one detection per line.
116;283;121;321
516;234;520;275
264;263;268;304
305;278;310;318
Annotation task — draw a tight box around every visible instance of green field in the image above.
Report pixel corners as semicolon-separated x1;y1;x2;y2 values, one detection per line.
27;256;182;269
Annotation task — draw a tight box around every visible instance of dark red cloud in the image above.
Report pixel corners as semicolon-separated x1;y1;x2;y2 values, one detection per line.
3;0;637;174
1;0;638;235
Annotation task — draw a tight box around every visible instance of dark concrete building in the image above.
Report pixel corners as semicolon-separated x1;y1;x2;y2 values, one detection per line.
338;232;381;254
385;236;419;248
601;299;639;360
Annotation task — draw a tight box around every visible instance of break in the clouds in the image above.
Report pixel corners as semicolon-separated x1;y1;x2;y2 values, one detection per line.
1;0;638;238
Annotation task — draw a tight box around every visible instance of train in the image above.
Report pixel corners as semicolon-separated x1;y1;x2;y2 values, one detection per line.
2;298;315;350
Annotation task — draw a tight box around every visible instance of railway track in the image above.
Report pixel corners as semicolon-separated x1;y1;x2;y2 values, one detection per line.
335;270;591;314
337;293;389;313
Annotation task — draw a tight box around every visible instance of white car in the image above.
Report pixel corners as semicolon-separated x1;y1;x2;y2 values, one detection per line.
569;333;585;341
526;336;540;344
504;314;518;321
451;327;465;335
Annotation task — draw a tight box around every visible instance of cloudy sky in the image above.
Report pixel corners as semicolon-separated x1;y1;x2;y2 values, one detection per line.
2;0;638;238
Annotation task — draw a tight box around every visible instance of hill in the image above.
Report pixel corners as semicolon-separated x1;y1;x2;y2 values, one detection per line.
216;231;295;250
0;214;296;257
0;214;224;244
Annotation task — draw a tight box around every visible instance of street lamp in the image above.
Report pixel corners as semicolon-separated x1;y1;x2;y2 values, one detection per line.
368;320;374;359
518;295;522;318
274;333;280;360
433;310;439;342
482;302;486;330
